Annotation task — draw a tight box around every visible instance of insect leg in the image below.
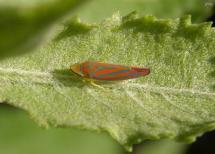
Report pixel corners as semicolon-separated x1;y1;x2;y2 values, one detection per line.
83;78;105;90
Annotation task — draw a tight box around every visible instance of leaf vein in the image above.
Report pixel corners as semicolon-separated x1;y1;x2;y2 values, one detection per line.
0;67;214;97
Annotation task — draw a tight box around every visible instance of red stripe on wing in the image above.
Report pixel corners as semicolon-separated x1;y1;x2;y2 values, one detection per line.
80;61;150;80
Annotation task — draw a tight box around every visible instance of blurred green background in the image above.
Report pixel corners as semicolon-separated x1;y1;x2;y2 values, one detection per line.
0;104;123;154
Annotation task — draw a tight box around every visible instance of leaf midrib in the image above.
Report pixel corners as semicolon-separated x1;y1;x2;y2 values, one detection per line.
0;67;214;97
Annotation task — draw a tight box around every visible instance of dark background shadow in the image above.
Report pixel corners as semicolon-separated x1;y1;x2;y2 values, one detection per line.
207;5;215;27
186;130;215;154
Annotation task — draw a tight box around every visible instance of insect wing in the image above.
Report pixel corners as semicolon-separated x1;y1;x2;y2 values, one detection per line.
80;61;149;80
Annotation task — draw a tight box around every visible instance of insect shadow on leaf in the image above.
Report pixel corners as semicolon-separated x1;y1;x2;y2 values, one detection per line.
52;69;85;88
52;68;124;90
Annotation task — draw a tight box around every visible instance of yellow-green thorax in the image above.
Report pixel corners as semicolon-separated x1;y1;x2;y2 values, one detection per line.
70;63;84;77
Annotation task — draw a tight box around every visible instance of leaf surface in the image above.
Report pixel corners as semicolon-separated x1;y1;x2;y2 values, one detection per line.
0;13;215;151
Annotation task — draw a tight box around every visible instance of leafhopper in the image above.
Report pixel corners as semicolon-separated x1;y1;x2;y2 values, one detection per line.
70;61;150;81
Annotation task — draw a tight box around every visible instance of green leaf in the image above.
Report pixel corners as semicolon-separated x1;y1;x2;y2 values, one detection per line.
0;0;87;59
0;13;215;151
0;104;123;154
74;0;213;22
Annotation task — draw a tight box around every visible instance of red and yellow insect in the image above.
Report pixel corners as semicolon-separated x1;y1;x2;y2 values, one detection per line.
70;61;150;81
